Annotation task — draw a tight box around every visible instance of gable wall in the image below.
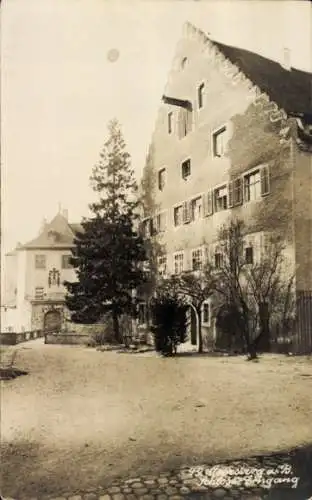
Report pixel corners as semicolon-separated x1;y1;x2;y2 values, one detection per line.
24;248;76;299
141;26;296;274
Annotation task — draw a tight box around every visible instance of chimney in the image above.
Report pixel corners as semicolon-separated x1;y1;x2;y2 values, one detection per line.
281;47;291;70
62;209;68;220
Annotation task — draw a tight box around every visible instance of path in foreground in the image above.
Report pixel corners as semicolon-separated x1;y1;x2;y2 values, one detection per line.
1;340;312;498
2;446;312;499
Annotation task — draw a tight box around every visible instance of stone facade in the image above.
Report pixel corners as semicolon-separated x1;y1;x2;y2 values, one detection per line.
1;210;81;333
139;22;312;349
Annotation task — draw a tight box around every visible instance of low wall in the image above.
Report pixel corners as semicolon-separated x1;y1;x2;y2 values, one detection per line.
0;330;43;346
45;332;92;345
64;323;106;335
44;323;107;345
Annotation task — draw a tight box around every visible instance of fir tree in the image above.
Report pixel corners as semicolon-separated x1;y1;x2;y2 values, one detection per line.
64;119;146;342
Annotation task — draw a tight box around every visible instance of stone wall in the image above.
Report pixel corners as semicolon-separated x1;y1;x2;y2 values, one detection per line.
45;323;106;345
64;323;106;335
44;332;92;345
0;330;43;346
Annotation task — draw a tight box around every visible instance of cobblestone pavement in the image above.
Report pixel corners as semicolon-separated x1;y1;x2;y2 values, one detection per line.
2;448;312;500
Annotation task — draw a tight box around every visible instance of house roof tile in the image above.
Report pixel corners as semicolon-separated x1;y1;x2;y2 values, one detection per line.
213;40;312;115
20;213;83;250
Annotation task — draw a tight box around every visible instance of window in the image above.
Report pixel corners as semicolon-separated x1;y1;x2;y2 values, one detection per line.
178;108;192;138
192;248;203;271
202;301;210;326
174;205;183;227
168;112;173;134
213;126;227;157
174;252;184;274
147;212;166;236
156;212;166;233
35;287;44;300
182;159;191;180
191;197;202;221
244;170;261;201
198;83;205;109
203;191;214;216
35;254;46;269
244;166;270;201
158;168;166;191
215;252;223;269
157;255;167;277
214;185;228;212
62;255;72;269
245;246;254;264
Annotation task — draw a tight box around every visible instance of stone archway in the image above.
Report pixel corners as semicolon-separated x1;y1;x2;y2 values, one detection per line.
44;310;62;332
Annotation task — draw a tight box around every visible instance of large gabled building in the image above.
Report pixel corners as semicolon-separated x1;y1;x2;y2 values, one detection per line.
139;22;312;351
1;210;82;333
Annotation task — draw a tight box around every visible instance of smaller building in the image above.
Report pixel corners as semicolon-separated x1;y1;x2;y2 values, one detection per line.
1;210;82;333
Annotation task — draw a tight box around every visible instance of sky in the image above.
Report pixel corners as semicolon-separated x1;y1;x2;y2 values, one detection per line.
1;0;312;259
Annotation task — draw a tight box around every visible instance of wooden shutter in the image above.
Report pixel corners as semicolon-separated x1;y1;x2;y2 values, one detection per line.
163;211;167;231
243;176;249;202
187;201;192;222
187;109;193;133
228;181;234;208
207;190;213;215
182;202;187;223
203;191;214;217
178;109;184;139
143;219;150;237
202;194;208;217
237;177;243;205
260;165;270;196
234;177;243;205
159;211;167;232
182;201;191;224
263;232;271;256
155;216;159;234
150;217;157;236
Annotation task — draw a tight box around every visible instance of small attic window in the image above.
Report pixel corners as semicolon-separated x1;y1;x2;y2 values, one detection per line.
48;230;61;242
181;57;188;70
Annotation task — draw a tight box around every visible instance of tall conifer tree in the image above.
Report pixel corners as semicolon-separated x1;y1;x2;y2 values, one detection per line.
64;120;146;342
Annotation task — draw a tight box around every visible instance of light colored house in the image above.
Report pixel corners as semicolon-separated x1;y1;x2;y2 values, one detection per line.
138;22;312;351
1;210;82;333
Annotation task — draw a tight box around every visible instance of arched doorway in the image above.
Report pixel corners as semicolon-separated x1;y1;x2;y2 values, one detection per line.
215;304;244;352
183;304;198;352
44;310;62;332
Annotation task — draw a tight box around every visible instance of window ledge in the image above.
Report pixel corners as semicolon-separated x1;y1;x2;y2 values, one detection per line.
244;197;263;204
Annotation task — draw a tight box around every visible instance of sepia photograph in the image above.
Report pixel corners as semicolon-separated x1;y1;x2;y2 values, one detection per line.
1;1;312;499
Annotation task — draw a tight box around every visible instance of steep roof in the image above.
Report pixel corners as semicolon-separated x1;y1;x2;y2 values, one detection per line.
69;223;84;234
20;213;82;250
213;40;312;115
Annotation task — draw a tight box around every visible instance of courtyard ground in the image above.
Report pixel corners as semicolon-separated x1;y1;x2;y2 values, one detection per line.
1;339;312;498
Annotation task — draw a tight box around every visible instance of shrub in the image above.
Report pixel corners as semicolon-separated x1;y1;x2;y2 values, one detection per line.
150;294;188;356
